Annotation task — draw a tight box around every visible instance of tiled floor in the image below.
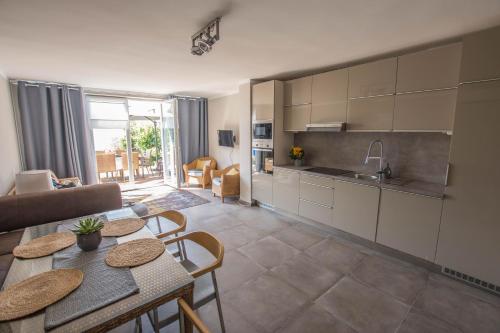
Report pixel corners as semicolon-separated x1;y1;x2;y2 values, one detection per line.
113;187;500;333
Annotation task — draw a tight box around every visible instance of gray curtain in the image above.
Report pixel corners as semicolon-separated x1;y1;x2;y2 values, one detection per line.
16;81;97;184
176;97;209;182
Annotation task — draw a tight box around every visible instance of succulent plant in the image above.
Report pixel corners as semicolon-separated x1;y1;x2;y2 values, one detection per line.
72;217;104;235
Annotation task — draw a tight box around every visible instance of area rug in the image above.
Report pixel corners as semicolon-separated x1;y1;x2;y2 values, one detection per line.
123;189;209;215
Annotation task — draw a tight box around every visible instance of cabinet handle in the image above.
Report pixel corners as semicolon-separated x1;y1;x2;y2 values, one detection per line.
445;163;451;186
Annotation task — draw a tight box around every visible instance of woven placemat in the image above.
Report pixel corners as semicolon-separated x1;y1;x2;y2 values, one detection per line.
105;238;165;267
101;218;145;237
0;268;83;321
13;232;76;259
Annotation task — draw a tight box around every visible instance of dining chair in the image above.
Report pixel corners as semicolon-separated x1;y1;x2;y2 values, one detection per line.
146;231;225;333
178;298;211;333
121;151;141;179
142;210;188;259
96;153;117;182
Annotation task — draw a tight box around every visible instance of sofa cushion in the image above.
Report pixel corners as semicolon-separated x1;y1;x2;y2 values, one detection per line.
195;160;211;170
212;177;222;186
226;168;239;176
0;230;24;256
188;169;203;177
0;254;14;287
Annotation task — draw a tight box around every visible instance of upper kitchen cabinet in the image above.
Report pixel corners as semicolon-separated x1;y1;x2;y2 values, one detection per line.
311;69;348;123
348;57;397;98
284;76;312;106
459;25;500;83
347;95;394;131
396;43;462;93
284;104;311;131
393;88;457;132
252;80;275;121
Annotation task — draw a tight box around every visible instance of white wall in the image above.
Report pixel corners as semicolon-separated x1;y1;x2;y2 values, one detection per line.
208;93;240;168
0;73;20;195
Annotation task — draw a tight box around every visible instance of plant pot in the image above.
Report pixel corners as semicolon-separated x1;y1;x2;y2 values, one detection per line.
294;159;304;167
76;231;102;251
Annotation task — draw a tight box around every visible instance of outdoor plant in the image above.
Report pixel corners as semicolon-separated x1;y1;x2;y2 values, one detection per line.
289;146;305;160
72;217;104;235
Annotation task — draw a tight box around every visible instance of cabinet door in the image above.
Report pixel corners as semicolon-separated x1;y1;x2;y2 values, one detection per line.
436;80;500;286
299;199;334;226
397;43;462;93
273;169;300;214
347;95;394;131
252;81;275;121
311;69;348;123
393;89;457;132
460;25;500;83
332;181;380;241
284;105;311;131
377;189;443;262
348;57;397;98
252;173;273;205
284;76;312;106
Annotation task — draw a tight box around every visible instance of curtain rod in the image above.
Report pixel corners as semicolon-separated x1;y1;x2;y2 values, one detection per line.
84;91;166;101
10;79;81;90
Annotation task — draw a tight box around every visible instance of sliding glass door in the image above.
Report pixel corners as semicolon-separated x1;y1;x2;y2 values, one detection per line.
160;99;181;188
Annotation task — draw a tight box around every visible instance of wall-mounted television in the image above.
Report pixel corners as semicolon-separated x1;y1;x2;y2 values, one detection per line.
218;130;234;147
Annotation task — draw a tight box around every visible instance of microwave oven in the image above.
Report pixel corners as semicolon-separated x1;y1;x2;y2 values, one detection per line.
252;121;272;140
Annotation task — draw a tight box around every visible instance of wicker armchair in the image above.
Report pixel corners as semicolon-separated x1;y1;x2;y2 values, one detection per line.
210;164;240;203
183;157;217;189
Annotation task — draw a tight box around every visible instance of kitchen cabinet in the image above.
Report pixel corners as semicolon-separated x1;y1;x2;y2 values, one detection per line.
396;43;462;93
273;168;300;214
284;104;311;131
459;25;500;83
393;88;457;132
311;69;348;123
332;180;380;241
377;189;443;262
436;79;500;286
299;173;334;226
284;76;312;106
252;173;273;206
348;57;397;98
252;81;275;121
347;95;394;131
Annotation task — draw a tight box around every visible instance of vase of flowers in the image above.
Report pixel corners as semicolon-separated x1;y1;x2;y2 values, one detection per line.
289;146;305;167
72;217;104;251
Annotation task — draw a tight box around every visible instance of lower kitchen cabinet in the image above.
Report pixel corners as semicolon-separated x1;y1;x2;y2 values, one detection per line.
299;199;334;226
376;189;443;261
299;173;335;226
332;180;380;241
252;173;273;206
273;168;300;214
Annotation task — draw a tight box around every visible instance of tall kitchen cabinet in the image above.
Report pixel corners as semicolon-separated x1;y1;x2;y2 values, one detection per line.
436;26;500;286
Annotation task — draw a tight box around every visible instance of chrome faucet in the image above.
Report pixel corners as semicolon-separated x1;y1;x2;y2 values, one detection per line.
364;139;384;181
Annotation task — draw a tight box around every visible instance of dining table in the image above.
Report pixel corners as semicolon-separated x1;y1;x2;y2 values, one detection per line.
0;208;195;333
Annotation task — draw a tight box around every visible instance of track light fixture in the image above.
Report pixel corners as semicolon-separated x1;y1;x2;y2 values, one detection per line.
191;17;221;56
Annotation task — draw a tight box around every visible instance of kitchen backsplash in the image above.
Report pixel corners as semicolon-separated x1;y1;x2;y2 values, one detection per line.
294;132;451;184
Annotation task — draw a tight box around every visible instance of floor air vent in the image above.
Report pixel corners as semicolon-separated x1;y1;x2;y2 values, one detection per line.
442;267;500;295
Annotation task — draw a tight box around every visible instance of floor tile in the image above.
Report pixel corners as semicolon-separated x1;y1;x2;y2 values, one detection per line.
197;299;262;333
223;273;309;332
277;303;357;333
216;250;266;294
239;236;300;269
305;238;366;273
414;276;500;333
271;253;343;299
242;213;294;236
197;213;243;234
213;224;262;250
272;223;326;250
351;254;428;304
397;309;463;333
317;276;409;333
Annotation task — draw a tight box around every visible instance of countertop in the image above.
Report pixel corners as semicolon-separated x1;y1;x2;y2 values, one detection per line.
274;165;445;199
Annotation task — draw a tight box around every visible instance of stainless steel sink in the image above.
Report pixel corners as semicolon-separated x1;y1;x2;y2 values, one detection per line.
353;173;379;181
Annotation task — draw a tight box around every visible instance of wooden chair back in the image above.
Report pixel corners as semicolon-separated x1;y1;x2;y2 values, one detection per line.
121;152;140;170
164;231;224;278
96;153;117;173
143;210;187;238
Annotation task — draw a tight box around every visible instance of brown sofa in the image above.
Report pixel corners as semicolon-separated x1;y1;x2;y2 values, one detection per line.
0;183;122;287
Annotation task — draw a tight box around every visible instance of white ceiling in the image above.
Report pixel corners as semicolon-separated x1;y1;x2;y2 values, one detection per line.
1;0;500;98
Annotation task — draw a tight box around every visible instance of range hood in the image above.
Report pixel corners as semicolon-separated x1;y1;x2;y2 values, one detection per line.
305;122;346;132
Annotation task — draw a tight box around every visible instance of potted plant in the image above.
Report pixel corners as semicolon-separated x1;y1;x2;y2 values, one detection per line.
72;217;104;251
289;146;305;167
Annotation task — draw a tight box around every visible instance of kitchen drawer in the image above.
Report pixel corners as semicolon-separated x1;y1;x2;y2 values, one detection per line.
299;199;334;226
273;169;300;214
300;173;335;188
300;181;334;207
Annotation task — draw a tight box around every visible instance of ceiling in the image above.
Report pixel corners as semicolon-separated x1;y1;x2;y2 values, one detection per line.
1;0;500;98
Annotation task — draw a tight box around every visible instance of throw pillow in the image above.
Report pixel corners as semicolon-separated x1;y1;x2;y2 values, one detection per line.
196;159;211;170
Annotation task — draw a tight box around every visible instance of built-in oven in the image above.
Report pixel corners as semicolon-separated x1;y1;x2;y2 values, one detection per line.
252;121;273;140
252;147;274;174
